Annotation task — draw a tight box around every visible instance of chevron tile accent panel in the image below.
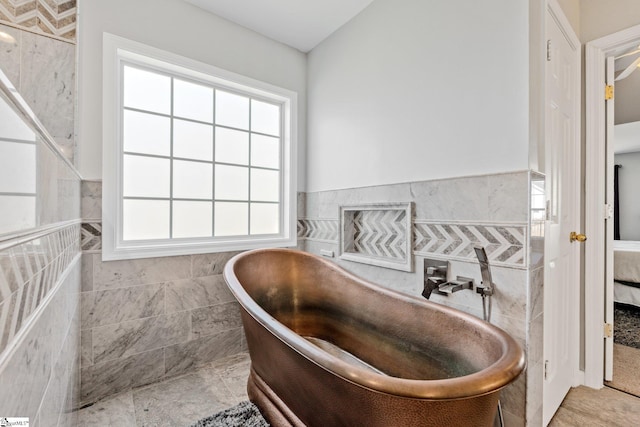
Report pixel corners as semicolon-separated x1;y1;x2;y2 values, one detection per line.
81;221;102;252
413;221;527;268
0;0;76;40
297;219;339;242
347;209;408;260
0;222;80;356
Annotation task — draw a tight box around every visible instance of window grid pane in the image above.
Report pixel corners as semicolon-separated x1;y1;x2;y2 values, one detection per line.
121;62;284;241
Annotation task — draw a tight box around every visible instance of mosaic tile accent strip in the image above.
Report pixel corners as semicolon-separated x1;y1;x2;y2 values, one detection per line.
297;219;339;242
298;218;527;269
414;221;527;268
346;209;408;260
0;222;80;356
81;222;102;252
0;0;76;41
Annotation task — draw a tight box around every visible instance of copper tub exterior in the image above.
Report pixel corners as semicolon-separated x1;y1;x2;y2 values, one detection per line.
223;248;525;427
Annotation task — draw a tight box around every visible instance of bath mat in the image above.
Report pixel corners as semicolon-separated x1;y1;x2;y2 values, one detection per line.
614;303;640;349
190;401;269;427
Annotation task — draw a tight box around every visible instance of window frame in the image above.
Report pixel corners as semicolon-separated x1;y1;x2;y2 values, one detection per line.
102;33;297;260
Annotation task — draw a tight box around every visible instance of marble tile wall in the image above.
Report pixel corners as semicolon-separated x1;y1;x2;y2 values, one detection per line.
301;171;541;426
0;22;76;163
0;130;81;424
526;173;546;426
79;181;249;405
0;0;76;41
0;26;80;424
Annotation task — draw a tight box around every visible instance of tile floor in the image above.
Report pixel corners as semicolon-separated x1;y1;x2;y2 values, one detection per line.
75;353;251;427
75;350;640;427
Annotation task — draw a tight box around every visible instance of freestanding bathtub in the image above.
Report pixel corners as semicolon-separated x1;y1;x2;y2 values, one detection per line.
223;248;525;427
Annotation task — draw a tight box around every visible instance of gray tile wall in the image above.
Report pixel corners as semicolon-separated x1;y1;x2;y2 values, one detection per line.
0;16;81;425
79;181;247;405
0;22;76;163
0;142;81;425
300;171;540;427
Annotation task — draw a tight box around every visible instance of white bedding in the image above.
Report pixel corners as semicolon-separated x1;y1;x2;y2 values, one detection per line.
614;281;640;307
613;240;640;283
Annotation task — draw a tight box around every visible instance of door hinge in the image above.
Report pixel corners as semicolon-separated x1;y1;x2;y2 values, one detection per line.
605;203;614;220
605;85;614;100
544;360;549;380
547;40;552;61
546;200;551;221
604;323;613;338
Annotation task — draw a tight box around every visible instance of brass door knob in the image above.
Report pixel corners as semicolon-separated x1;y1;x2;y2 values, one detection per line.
569;232;587;243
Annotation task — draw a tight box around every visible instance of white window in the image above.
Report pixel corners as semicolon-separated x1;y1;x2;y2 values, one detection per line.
102;34;297;260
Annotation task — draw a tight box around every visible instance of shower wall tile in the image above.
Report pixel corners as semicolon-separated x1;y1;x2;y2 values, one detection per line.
77;176;248;404
500;368;526;421
81;180;102;219
81;252;93;292
501;410;525;427
165;275;234;313
164;327;244;378
0;257;80;424
0;23;21;86
92;255;191;290
191;251;241;277
81;328;92;367
81;282;164;329
487;172;530;222
92;312;189;364
529;266;544;319
80;347;165;404
190;302;243;339
528;312;544;367
0;16;79;423
1;24;76;164
526;360;544;424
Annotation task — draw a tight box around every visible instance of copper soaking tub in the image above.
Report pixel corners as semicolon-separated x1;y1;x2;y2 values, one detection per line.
223;249;525;427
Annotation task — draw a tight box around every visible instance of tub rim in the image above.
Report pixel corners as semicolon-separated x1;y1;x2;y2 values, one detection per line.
224;248;525;400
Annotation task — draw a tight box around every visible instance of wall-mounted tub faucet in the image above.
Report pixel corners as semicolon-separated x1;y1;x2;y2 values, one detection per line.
423;259;474;298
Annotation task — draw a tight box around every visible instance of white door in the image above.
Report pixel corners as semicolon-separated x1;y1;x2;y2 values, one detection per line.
542;4;581;425
604;56;615;381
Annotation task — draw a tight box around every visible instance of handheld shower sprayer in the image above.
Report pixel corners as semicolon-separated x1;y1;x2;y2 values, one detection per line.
474;246;494;296
473;246;494;322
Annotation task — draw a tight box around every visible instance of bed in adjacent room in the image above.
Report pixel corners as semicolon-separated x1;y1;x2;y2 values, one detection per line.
614;240;640;308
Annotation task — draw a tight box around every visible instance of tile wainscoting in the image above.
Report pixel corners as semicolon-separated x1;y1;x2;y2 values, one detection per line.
300;171;543;427
79;181;250;405
79;251;245;405
79;173;543;425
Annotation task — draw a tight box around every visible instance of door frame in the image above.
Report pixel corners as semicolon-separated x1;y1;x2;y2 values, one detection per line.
584;23;640;388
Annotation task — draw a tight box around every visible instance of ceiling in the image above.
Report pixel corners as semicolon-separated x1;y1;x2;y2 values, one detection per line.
182;0;375;52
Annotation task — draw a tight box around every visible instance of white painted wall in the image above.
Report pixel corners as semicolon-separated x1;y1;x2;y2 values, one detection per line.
76;0;307;189
306;0;530;192
581;0;640;42
614;151;640;240
557;0;581;36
